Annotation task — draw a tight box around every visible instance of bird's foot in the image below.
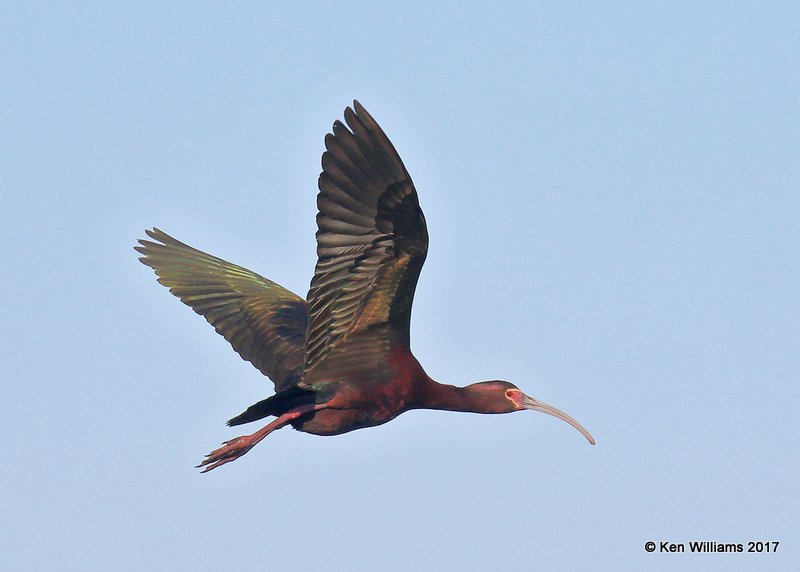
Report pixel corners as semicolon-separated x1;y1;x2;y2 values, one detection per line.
196;436;255;473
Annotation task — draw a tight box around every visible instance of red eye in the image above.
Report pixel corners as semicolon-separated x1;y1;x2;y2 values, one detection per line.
505;390;514;399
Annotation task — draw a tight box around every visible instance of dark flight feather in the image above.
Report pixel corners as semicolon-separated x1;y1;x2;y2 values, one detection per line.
136;228;307;391
304;101;429;376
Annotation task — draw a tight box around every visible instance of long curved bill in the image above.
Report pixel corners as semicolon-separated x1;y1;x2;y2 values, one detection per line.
521;394;595;445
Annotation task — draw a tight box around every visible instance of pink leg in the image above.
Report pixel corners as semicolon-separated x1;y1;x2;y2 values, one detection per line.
196;403;324;473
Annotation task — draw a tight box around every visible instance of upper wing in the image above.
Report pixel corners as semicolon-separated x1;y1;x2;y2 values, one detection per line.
136;228;307;391
304;101;429;373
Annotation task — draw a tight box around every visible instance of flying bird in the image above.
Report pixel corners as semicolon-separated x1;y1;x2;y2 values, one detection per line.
136;101;594;472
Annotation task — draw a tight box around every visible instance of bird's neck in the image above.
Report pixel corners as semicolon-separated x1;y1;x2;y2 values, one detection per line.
414;381;489;414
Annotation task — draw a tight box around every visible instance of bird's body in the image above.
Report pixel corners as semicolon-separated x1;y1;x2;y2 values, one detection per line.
137;102;594;471
285;346;424;436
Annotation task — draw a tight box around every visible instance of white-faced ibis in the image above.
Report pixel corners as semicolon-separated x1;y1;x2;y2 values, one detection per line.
136;101;595;472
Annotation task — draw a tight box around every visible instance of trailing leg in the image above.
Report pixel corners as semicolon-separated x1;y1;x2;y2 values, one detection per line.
196;403;325;472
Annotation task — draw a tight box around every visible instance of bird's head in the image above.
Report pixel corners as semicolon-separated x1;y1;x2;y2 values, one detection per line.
471;380;595;445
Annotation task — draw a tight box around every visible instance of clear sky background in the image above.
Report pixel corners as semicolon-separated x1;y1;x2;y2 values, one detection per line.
2;3;797;571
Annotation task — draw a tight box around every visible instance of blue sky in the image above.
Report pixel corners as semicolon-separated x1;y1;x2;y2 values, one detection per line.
2;2;797;570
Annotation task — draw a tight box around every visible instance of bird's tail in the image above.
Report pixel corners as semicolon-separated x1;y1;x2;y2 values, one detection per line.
227;385;316;426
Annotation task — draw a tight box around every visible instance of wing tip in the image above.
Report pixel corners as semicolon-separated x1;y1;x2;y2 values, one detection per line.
134;239;155;265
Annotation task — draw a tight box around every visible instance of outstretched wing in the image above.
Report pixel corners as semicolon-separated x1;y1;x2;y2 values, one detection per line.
136;228;307;391
304;101;429;373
